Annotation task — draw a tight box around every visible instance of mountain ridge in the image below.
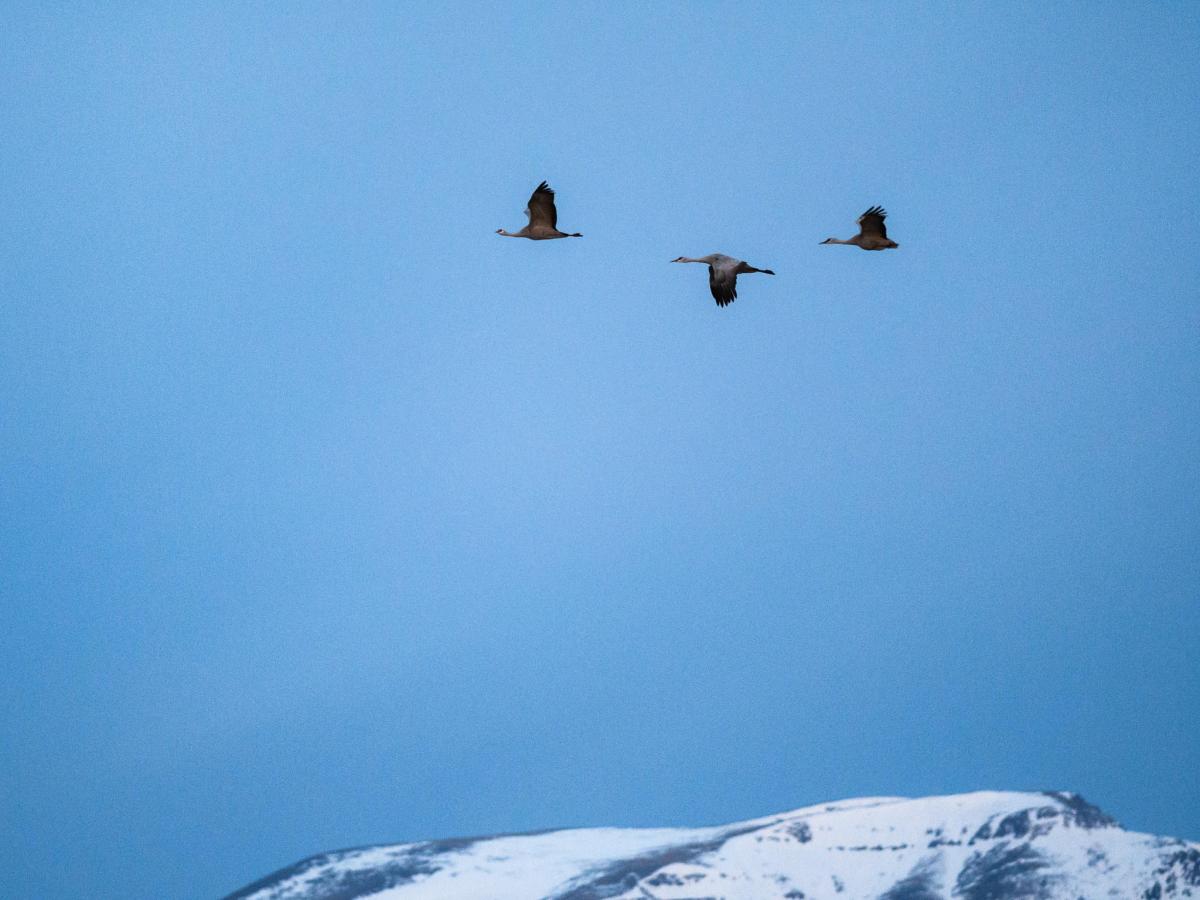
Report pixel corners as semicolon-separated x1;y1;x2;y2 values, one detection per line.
225;790;1199;900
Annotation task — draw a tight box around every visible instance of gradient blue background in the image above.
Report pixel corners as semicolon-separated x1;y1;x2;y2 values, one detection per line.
2;3;1198;898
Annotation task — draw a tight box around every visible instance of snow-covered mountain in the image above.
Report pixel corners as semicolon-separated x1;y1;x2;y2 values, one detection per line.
225;791;1198;900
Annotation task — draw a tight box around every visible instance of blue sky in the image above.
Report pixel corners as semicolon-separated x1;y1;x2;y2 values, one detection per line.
2;3;1198;898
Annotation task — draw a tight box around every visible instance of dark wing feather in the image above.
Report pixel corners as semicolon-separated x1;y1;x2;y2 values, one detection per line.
857;205;888;239
708;265;737;307
525;181;559;229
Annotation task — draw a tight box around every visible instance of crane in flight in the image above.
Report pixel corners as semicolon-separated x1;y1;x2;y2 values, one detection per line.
496;181;582;240
671;254;775;307
821;206;899;250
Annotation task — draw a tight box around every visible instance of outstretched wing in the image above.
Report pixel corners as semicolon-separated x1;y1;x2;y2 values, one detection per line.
708;265;738;307
525;181;559;229
858;206;888;239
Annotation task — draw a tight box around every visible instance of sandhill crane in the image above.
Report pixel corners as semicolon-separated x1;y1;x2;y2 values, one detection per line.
671;254;775;307
496;181;582;240
821;206;899;250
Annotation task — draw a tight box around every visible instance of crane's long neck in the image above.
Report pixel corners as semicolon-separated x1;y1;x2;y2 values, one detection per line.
821;238;853;245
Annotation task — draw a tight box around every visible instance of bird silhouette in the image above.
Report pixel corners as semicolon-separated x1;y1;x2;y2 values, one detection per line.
821;206;899;250
671;254;775;307
496;182;582;240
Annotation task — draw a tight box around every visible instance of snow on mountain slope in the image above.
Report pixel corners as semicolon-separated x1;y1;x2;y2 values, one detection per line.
224;791;1199;900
